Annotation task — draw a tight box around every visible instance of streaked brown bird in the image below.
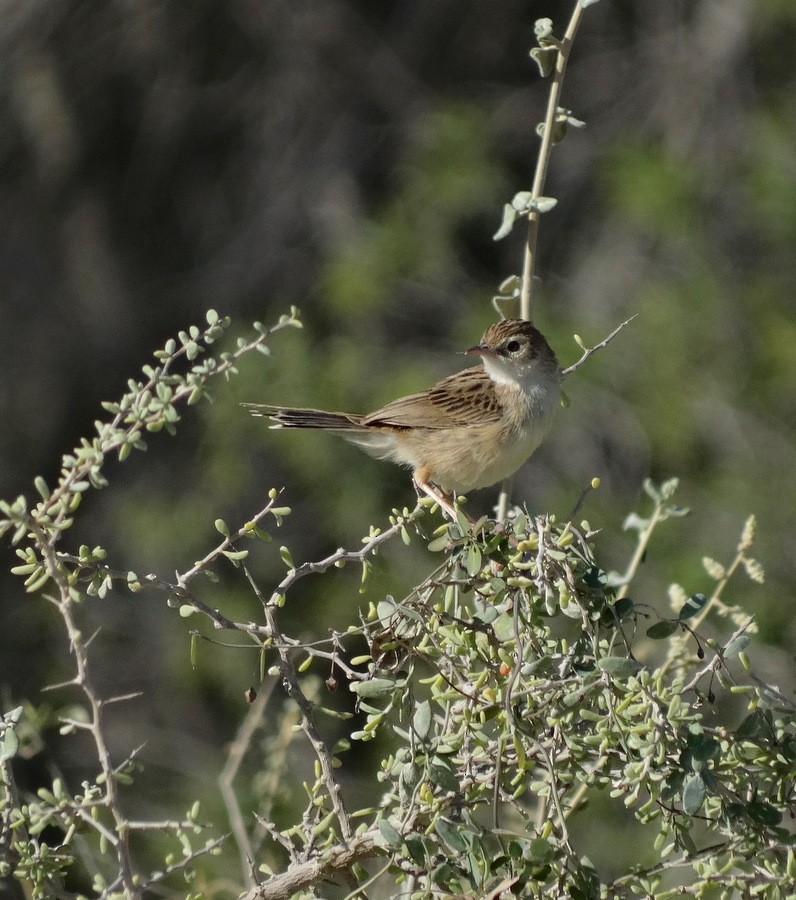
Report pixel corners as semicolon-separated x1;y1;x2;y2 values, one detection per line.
244;319;561;519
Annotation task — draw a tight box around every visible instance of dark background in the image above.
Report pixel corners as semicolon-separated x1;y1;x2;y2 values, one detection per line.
1;0;794;891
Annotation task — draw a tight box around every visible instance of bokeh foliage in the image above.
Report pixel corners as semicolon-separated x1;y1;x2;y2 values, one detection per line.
1;0;795;896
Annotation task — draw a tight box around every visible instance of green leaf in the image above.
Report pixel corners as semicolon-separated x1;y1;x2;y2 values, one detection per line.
678;593;707;620
472;599;499;625
435;819;468;853
378;819;402;848
690;736;720;762
530;46;556;78
427;535;451;552
647;620;678;640
405;835;427;865
464;545;482;577
621;513;649;533
582;566;608;589
724;633;751;658
498;274;521;294
413;701;432;742
527;837;554;863
221;549;249;561
534;18;554;41
682;773;706;815
493;204;518;241
350;678;397;699
278;545;294;568
530;196;558;214
612;596;635;621
1;726;19;764
511;190;534;211
642;479;661;501
746;800;782;827
428;761;460;794
376;598;398;623
735;710;765;741
34;476;50;499
597;657;643;677
431;863;455;889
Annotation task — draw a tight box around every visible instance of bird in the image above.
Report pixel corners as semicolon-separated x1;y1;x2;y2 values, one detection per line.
244;319;561;520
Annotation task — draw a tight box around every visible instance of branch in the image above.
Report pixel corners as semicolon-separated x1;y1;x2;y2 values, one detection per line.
521;3;586;319
28;519;137;893
266;508;424;606
218;682;275;887
497;1;586;521
240;827;384;900
560;314;638;377
33;312;299;537
247;569;354;844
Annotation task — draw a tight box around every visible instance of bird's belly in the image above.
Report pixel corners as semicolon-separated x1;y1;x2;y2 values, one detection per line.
391;418;553;494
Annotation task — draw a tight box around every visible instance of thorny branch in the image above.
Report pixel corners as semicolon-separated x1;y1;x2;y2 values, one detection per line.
247;570;353;843
28;519;137;894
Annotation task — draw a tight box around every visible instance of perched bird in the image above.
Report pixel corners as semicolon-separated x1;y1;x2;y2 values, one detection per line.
244;319;561;519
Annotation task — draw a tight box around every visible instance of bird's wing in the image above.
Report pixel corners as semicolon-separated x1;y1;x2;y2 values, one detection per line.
362;367;502;429
243;403;364;429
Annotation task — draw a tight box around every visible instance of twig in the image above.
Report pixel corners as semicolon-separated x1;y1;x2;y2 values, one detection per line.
680;620;753;693
246;570;354;843
28;519;137;894
614;481;670;602
134;834;227;895
658;524;754;680
219;680;275;887
266;510;423;607
567;481;595;520
608;841;735;891
145;572;268;634
172;492;284;587
141;492;284;631
560;315;638;377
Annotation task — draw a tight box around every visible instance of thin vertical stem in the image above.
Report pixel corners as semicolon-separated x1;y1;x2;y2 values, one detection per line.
497;1;585;521
520;3;585;320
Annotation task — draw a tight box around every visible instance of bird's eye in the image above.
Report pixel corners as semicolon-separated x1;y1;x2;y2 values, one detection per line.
505;339;521;353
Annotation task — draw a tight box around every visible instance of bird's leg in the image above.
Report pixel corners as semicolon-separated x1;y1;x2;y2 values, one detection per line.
412;470;473;524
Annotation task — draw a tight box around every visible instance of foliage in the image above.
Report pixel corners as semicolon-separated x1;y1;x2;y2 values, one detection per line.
2;1;795;899
0;309;302;898
1;307;793;898
232;480;794;899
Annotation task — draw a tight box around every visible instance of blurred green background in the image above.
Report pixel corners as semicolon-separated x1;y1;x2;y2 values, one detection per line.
1;0;794;893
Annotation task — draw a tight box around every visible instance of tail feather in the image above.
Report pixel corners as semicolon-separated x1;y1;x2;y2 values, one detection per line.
243;403;364;430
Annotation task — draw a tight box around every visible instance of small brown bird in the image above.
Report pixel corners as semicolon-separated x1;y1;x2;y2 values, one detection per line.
244;319;561;519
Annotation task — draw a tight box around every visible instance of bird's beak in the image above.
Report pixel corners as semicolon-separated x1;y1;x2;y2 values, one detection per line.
465;343;495;357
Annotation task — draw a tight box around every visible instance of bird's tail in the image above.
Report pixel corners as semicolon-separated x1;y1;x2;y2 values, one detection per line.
243;403;364;430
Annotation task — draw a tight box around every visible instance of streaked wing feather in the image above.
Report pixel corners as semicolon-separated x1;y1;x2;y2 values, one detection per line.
243;403;363;429
362;367;501;429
